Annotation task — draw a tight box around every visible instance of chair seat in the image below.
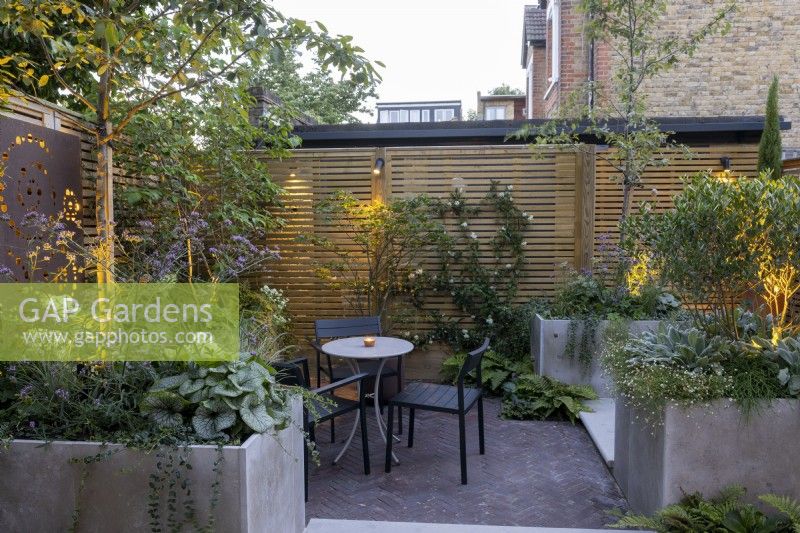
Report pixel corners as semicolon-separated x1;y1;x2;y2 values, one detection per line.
388;382;481;413
307;394;360;424
326;360;398;382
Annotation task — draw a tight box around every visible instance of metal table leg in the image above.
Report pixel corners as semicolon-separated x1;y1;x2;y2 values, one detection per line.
373;357;400;464
332;359;361;465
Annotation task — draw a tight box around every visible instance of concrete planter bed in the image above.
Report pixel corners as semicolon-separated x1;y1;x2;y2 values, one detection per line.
614;399;800;515
531;314;660;396
0;397;304;533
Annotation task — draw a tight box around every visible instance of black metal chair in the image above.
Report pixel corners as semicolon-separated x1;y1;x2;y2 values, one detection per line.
311;316;403;441
384;338;490;484
273;357;371;501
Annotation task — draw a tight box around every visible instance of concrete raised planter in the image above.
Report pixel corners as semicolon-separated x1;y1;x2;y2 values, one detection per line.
0;396;304;533
531;314;660;396
614;399;800;515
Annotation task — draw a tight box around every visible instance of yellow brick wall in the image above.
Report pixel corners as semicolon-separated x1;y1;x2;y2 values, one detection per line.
636;0;800;151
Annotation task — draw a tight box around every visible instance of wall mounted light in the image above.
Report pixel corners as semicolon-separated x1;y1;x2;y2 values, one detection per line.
720;156;732;172
372;158;385;175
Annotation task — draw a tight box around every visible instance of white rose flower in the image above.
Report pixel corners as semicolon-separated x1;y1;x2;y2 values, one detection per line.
507;184;513;190
470;232;478;239
461;221;468;228
505;263;512;269
486;317;494;325
521;241;527;246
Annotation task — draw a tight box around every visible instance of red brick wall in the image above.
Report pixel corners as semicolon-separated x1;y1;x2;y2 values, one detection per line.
531;46;548;118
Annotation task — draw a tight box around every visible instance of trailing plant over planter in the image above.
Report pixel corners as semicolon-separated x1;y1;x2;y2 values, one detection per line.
603;316;794;427
611;486;800;533
545;264;679;368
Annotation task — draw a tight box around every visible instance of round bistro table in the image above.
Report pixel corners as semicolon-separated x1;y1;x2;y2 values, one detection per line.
321;336;414;465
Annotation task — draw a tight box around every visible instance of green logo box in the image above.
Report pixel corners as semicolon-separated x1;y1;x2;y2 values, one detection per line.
0;283;239;361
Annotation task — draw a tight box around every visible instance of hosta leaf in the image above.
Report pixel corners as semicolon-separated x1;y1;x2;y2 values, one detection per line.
192;408;221;440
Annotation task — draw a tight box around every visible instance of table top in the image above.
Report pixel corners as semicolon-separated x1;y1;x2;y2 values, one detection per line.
321;336;414;360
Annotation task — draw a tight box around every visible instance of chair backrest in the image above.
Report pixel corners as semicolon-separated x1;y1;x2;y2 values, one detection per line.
457;337;491;387
314;316;382;342
273;360;309;388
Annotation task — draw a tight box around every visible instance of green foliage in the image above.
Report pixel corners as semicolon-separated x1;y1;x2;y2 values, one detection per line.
516;0;734;240
758;77;783;179
546;266;679;368
441;350;534;395
401;182;538;360
300;191;446;324
116;82;288;241
488;84;523;96
501;374;597;423
143;353;291;441
612;486;798;533
603;318;795;426
625;173;800;338
548;267;680;321
249;46;380;124
0;361;159;442
763;337;800;397
759;494;800;532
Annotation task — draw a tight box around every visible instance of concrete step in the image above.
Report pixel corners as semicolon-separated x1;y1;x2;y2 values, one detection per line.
305;519;646;533
578;398;615;469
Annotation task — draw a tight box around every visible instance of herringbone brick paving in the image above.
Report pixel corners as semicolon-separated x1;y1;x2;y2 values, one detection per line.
306;397;628;528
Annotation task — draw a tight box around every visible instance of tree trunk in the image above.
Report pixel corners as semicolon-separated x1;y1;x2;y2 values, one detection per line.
96;2;114;283
618;182;633;245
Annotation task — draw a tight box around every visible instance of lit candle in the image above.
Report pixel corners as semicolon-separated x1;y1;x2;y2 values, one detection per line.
363;336;376;347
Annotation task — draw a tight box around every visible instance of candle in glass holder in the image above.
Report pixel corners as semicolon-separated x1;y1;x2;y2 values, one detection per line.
363;336;376;347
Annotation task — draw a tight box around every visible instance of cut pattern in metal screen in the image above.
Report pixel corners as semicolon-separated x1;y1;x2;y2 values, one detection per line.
0;116;83;281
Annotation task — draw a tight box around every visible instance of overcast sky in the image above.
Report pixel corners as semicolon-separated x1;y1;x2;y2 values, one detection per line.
271;0;534;122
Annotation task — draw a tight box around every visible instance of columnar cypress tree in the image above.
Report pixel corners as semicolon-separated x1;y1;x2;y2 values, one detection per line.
758;76;783;179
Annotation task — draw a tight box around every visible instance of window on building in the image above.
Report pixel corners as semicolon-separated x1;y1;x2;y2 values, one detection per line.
388;110;400;123
422;109;430;122
379;110;389;123
434;108;455;122
546;0;560;93
485;106;506;120
410;109;420;122
399;109;409;122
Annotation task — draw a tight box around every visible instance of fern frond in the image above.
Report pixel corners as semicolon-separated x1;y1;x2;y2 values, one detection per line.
609;513;662;530
760;494;800;532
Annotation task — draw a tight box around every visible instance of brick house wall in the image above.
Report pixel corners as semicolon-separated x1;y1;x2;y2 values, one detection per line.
632;0;800;151
525;0;798;151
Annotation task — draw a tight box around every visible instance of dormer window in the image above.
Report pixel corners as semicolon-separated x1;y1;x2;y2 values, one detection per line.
545;0;561;97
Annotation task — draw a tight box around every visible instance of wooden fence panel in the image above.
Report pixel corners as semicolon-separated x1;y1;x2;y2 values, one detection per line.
593;143;759;259
259;145;592;342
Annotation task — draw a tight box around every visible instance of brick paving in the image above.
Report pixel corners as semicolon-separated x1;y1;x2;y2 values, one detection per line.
306;397;628;528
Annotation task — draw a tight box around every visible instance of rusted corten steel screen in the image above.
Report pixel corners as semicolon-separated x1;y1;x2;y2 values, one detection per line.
0;116;83;281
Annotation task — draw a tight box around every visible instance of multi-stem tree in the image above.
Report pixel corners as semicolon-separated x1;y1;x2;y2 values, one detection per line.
525;0;736;244
0;0;380;280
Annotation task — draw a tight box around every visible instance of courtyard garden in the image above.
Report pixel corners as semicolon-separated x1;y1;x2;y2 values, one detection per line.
1;0;799;532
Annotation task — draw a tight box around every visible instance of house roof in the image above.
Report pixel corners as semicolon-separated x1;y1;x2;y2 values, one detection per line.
522;6;546;67
293;116;790;148
479;94;526;102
